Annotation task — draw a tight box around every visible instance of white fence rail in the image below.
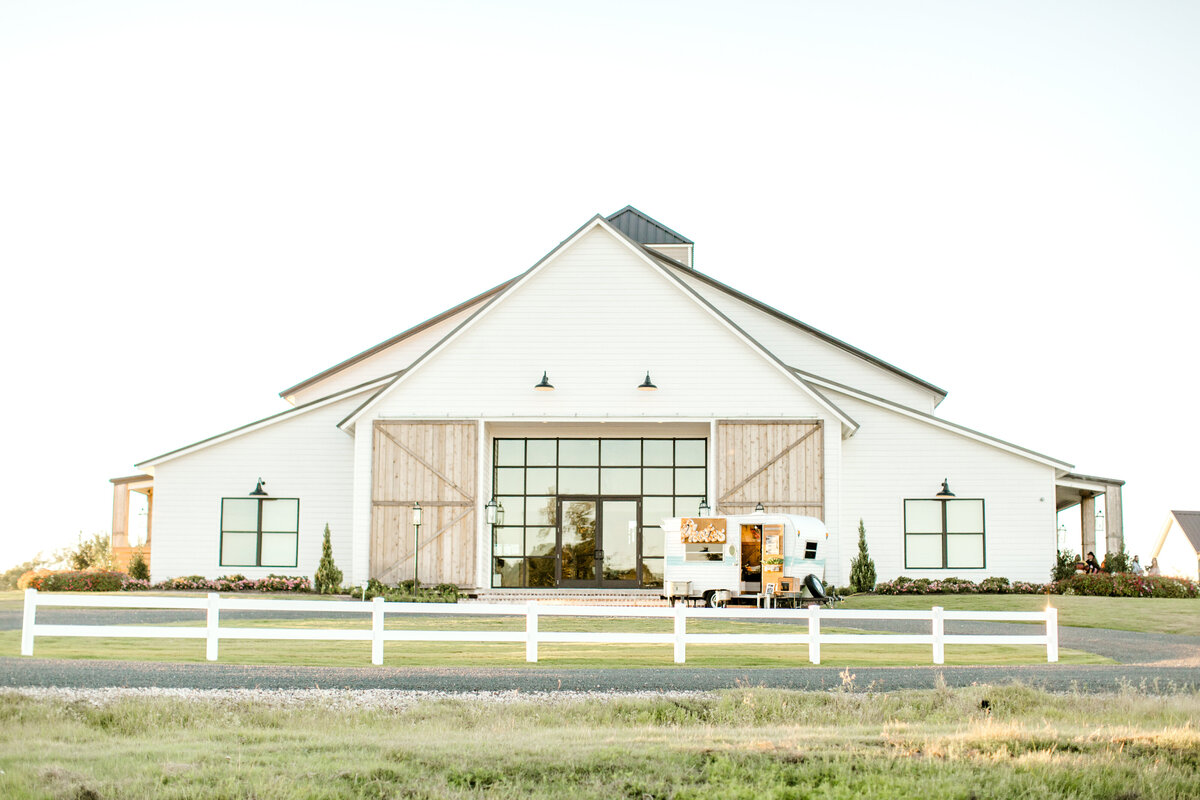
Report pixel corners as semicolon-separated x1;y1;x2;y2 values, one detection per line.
19;589;1059;665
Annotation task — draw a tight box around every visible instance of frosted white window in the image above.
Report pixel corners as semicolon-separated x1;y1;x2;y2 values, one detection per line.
221;532;258;566
260;532;298;567
906;534;943;569
222;499;258;532
261;499;299;532
904;497;986;569
904;501;942;533
946;500;984;533
221;497;300;567
947;534;984;568
600;468;640;494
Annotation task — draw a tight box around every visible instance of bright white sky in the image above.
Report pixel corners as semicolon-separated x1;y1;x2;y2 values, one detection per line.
2;1;1197;569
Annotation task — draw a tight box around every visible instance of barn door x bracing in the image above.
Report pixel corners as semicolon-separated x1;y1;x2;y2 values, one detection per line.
371;421;477;587
715;420;824;518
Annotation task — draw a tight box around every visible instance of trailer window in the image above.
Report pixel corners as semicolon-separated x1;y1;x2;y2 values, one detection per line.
803;540;818;559
685;543;723;562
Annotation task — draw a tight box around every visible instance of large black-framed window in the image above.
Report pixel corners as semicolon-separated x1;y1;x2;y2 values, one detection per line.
904;498;985;569
220;497;300;568
491;438;707;589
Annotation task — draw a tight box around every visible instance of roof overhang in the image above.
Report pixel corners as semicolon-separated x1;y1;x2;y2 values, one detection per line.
1055;472;1125;511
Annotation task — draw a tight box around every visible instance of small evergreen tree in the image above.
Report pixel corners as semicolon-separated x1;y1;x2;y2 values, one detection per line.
848;518;877;593
128;548;150;581
314;524;343;594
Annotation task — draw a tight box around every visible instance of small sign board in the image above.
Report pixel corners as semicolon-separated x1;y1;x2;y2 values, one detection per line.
680;517;727;543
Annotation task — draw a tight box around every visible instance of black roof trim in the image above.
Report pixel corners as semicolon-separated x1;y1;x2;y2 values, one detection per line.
606;205;693;245
278;280;515;399
641;246;948;400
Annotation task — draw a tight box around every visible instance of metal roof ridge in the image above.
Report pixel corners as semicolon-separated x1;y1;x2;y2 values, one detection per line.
605;205;694;245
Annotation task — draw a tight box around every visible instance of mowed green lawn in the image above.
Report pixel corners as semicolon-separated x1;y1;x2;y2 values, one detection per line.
2;685;1198;799
838;593;1200;636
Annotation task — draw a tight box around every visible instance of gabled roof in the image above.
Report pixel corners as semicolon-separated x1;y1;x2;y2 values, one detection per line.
337;214;859;434
1170;511;1200;551
136;375;396;468
791;365;1073;470
639;245;948;403
277;279;513;400
606;205;693;245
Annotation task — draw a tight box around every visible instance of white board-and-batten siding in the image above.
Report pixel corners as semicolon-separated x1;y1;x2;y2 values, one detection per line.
831;389;1057;584
366;227;833;420
148;395;360;584
676;271;942;414
285;304;479;407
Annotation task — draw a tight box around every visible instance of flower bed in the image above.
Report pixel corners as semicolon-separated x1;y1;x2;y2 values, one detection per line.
20;570;312;593
874;576;1050;595
873;573;1199;598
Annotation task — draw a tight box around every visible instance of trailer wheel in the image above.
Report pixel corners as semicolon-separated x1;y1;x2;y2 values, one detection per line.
702;590;717;608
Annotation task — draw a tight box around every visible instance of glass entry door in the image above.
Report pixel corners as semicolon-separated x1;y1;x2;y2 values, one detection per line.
557;496;641;588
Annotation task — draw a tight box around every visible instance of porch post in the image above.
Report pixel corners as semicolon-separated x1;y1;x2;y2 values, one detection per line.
1080;495;1096;557
1104;485;1124;556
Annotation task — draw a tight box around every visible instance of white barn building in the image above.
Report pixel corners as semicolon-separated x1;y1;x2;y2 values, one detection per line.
111;207;1124;591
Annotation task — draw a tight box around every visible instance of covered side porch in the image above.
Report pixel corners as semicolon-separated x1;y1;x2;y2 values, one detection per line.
1055;472;1125;558
110;473;153;571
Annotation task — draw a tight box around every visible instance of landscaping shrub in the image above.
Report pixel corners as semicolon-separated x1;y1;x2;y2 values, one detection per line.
314;523;343;594
848;519;876;593
1103;546;1132;574
1;555;51;590
128;548;150;581
1051;572;1198;598
349;578;458;603
875;576;1052;595
152;574;312;592
36;570;129;592
1052;548;1079;582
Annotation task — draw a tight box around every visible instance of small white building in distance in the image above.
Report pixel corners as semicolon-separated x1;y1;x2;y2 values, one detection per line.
110;206;1124;592
1150;511;1200;580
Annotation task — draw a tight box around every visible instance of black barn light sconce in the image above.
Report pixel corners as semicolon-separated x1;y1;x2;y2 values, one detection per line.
534;371;554;391
935;479;955;499
638;372;658;391
249;478;268;497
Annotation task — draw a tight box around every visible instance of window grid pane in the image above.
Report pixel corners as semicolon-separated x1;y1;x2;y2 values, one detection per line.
492;438;707;587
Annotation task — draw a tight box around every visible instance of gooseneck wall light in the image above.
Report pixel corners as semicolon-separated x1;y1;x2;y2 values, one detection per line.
534;372;554;391
249;478;268;497
935;479;955;498
638;372;658;391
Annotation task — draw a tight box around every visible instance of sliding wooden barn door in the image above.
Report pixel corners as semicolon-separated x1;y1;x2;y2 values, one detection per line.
715;420;824;519
370;421;477;587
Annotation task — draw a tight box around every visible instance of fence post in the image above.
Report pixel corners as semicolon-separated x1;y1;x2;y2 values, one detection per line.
932;606;945;665
673;602;687;664
371;596;385;665
205;593;220;661
526;601;538;663
20;588;36;656
808;604;820;664
1046;606;1058;663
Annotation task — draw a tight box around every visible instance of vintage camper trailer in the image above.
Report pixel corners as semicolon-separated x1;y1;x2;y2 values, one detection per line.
662;514;828;606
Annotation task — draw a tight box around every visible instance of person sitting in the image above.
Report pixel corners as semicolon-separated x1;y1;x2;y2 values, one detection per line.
1148;557;1161;576
1083;551;1101;574
1130;555;1145;575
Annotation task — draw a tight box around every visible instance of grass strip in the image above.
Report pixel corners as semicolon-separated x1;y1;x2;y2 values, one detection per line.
1;683;1197;799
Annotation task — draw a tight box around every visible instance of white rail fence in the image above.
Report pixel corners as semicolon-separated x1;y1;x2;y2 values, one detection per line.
19;589;1059;665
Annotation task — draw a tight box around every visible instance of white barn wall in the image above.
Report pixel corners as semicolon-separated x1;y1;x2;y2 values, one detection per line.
1156;522;1199;580
677;272;941;413
286;304;480;406
831;390;1058;584
149;396;360;584
365;227;834;421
